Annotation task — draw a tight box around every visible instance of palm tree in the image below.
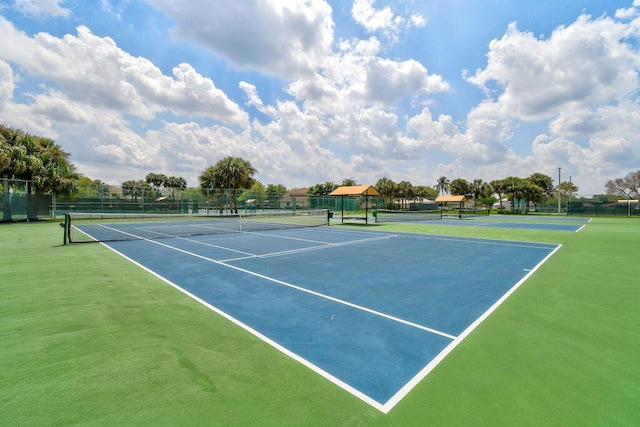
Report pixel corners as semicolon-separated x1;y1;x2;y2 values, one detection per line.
165;176;187;200
435;176;450;196
375;177;397;209
521;182;543;214
490;179;506;211
1;126;79;221
308;181;338;196
396;181;415;209
199;156;257;213
146;173;168;198
470;179;484;206
502;176;526;213
33;139;77;194
0;127;14;173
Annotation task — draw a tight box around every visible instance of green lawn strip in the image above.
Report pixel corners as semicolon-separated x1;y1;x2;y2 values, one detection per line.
0;222;380;425
375;217;640;425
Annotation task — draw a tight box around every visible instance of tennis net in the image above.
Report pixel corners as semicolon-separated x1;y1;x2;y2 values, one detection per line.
459;208;490;218
441;208;491;219
374;209;442;222
63;210;330;244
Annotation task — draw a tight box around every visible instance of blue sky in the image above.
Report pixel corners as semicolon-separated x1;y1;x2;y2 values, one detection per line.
1;0;639;194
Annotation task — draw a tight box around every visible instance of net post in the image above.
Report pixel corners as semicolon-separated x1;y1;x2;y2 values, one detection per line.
63;213;70;245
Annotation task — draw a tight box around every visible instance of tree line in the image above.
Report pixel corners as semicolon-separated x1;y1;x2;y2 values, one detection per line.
5;124;639;217
121;174;187;202
274;172;577;212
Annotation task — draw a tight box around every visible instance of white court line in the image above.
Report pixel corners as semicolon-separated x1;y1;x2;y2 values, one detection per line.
221;244;332;262
222;234;397;262
399;233;557;250
226;229;340;245
141;228;259;257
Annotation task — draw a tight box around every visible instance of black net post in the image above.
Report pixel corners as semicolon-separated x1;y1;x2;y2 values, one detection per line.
63;213;70;245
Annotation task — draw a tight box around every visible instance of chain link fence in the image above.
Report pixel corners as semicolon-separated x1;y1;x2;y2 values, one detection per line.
1;179;52;222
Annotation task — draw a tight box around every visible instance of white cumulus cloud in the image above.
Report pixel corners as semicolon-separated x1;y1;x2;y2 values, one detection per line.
466;15;640;121
12;0;71;18
0;18;249;126
351;0;425;42
144;0;335;78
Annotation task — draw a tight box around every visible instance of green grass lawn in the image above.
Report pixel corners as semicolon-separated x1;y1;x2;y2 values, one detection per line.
1;218;639;425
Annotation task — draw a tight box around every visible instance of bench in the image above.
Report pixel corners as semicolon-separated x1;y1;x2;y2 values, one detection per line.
340;216;369;224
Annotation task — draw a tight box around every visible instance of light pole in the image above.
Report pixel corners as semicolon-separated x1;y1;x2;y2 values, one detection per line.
557;167;562;215
566;176;571;214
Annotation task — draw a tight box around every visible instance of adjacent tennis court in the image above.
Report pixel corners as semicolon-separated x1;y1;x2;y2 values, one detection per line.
375;210;590;232
67;212;559;412
436;218;588;232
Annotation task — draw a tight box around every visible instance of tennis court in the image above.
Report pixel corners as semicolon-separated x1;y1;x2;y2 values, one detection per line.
436;217;588;232
67;212;559;412
375;210;590;232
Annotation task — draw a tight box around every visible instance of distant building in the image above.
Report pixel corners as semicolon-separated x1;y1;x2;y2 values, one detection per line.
282;188;309;209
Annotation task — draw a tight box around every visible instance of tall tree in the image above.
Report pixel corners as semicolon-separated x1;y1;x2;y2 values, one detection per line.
93;180;110;199
375;177;397;209
490;179;506;210
341;178;357;186
265;183;288;206
165;176;187;200
435;176;450;196
605;170;640;198
520;182;544;213
32;137;77;196
470;179;484;205
502;176;527;213
199;156;257;213
238;181;267;207
450;178;471;196
121;180;150;202
396;180;415;209
559;181;579;198
415;185;438;200
1;126;78;220
528;173;555;199
308;181;338;196
146;173;168;197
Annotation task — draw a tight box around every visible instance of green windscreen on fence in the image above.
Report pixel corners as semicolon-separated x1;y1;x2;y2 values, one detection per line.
1;193;51;222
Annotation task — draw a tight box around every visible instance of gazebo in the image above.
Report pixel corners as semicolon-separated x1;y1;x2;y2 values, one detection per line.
435;195;467;207
435;195;468;218
328;185;380;224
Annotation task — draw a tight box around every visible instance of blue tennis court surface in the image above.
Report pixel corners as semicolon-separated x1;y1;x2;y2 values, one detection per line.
439;219;585;231
101;226;559;412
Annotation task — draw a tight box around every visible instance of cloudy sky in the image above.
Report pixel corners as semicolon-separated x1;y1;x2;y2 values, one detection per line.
1;0;640;194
